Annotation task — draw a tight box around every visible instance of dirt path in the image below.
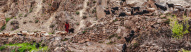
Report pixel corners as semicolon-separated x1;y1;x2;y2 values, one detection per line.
35;0;42;16
75;0;89;35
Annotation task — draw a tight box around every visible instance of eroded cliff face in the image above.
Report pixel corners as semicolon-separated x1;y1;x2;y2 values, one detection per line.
1;0;191;52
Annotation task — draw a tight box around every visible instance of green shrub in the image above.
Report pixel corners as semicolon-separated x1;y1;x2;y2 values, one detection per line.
181;49;191;52
0;46;6;50
35;20;39;23
1;24;6;31
93;1;96;3
92;9;96;13
29;8;33;13
76;11;80;15
5;18;12;22
19;14;22;17
82;31;86;34
4;43;48;52
170;16;189;39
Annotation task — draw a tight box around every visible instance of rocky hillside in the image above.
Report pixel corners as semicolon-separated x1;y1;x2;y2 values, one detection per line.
1;0;191;52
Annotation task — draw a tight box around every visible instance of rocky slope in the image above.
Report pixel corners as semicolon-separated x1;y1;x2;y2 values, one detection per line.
1;0;191;52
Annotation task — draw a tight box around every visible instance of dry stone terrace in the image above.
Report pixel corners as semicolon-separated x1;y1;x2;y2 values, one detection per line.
0;0;191;52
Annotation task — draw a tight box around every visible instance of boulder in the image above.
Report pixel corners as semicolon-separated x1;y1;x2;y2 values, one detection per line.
40;31;49;36
147;8;156;12
124;20;134;28
20;31;29;36
51;1;60;11
96;6;106;18
3;32;10;37
126;0;147;7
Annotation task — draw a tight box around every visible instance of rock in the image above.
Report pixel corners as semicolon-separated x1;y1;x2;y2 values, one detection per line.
51;1;60;11
0;33;3;37
124;20;134;28
96;6;106;18
147;8;156;12
114;21;121;25
40;31;49;36
54;47;65;52
20;31;29;36
126;0;147;7
3;32;10;37
157;19;163;23
160;15;166;18
55;31;67;36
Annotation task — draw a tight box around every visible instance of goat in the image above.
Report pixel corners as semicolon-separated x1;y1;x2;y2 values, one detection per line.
17;33;23;36
134;12;144;15
143;10;150;14
122;44;127;52
130;30;135;37
119;12;127;17
155;3;167;11
166;3;174;8
35;43;40;48
104;10;110;15
131;7;140;11
69;28;74;33
111;10;115;14
112;7;119;10
124;37;132;43
121;0;126;2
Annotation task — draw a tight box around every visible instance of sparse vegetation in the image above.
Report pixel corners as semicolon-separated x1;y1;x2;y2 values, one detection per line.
35;19;39;23
76;22;79;25
181;49;191;52
170;16;190;39
24;14;27;17
76;11;80;15
5;18;12;22
93;1;96;3
2;43;48;52
49;4;51;6
82;31;86;34
164;19;170;24
83;16;87;19
1;24;6;31
92;9;96;13
50;24;55;28
109;34;117;39
63;38;69;41
29;8;33;13
19;14;22;17
0;46;6;51
113;19;118;22
107;41;114;45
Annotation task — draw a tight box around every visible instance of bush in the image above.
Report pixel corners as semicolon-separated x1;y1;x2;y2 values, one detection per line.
5;18;12;22
4;43;48;52
35;20;39;23
182;49;191;52
170;16;189;39
19;14;22;17
29;8;33;13
0;46;6;50
76;11;80;15
1;24;6;31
